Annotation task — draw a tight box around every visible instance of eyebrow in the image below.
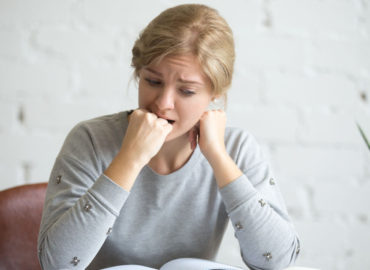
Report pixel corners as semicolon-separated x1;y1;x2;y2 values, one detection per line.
144;67;204;86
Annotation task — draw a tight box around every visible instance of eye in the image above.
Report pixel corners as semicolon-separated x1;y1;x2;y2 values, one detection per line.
180;89;195;96
145;78;162;87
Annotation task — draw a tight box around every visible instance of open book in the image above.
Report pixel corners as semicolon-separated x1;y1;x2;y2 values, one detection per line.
101;258;245;270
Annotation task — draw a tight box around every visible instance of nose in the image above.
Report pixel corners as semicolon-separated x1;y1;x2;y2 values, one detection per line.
155;87;175;111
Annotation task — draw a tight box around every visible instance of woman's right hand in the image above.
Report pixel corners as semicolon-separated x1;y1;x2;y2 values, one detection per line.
120;109;173;168
104;109;172;191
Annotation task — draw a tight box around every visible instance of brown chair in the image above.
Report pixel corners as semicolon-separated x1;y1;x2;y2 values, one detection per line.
0;183;48;270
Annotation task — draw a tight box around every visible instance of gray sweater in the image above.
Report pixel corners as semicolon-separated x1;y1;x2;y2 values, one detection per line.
37;111;300;270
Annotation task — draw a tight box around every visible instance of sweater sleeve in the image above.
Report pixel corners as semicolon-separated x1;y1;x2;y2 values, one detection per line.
219;129;300;270
37;122;129;270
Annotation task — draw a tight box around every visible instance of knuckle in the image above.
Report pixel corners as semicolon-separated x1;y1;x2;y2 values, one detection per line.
154;119;164;130
133;109;142;115
144;113;153;122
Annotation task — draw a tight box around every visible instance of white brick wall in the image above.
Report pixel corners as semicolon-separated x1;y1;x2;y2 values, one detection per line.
0;0;369;269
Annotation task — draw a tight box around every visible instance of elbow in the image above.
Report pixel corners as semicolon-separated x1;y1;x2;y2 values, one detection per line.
274;235;301;270
244;235;301;270
38;236;69;270
289;236;301;264
38;238;55;270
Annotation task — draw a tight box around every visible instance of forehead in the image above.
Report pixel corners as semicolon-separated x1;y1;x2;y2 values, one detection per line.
147;54;205;77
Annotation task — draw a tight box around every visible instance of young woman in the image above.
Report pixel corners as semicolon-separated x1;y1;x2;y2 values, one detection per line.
38;4;300;270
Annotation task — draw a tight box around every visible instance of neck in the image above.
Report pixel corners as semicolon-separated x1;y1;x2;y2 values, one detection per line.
148;133;194;175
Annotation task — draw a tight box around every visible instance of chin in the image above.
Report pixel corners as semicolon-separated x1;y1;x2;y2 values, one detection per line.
164;129;188;144
164;133;177;142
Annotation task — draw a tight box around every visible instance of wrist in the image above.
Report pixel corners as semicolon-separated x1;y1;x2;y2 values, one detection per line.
104;150;144;191
117;148;147;170
202;147;227;166
206;151;243;188
119;142;150;169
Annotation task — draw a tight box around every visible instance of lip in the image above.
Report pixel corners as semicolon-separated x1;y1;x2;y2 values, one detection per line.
152;111;176;124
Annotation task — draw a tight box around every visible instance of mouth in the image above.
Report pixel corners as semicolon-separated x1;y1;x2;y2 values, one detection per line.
151;110;175;125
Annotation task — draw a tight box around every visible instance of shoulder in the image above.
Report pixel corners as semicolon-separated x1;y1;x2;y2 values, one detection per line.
68;111;127;140
225;126;266;170
72;111;127;135
60;111;128;159
225;126;260;150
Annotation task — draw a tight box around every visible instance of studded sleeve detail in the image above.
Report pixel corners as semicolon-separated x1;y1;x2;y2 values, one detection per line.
219;129;300;269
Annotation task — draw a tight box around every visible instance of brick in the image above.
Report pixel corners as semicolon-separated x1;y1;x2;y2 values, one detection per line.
356;110;370;149
27;160;55;184
0;26;24;59
264;71;358;108
298;110;362;144
0;0;73;25
0;132;64;164
82;0;167;28
313;181;370;216
357;75;370;105
164;0;263;27
343;253;370;270
207;0;264;32
78;63;138;110
308;39;370;73
228;69;261;108
227;105;299;142
294;219;349;269
278;182;312;220
0;102;17;132
0;130;68;187
270;0;359;39
0;59;69;98
295;219;351;255
0;160;52;190
35;26;117;60
23;99;118;133
79;64;130;97
237;34;305;70
341;223;370;262
272;145;364;181
359;1;370;39
0;162;23;191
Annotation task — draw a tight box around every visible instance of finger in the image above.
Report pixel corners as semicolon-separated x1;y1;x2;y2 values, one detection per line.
189;125;199;150
163;123;173;135
188;128;195;150
156;118;169;126
192;129;198;150
127;108;140;122
133;108;148;117
136;108;148;113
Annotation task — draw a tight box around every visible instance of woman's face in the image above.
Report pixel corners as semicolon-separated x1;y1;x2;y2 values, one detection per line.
138;54;215;142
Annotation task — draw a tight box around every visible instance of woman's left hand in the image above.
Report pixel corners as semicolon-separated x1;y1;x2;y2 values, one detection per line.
191;110;227;163
189;110;243;188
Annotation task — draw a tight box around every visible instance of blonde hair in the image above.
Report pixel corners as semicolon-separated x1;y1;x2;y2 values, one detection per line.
131;4;235;100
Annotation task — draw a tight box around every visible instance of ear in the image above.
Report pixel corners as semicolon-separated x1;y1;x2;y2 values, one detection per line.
211;94;222;101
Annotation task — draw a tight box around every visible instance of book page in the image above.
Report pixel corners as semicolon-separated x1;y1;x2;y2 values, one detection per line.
101;265;157;270
160;258;244;270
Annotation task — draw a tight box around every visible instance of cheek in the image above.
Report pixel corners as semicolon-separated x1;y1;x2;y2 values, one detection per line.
138;91;146;108
178;100;210;125
138;83;152;108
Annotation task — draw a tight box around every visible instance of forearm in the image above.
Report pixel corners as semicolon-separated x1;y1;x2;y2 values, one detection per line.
38;175;128;269
206;150;243;188
104;150;144;191
220;176;300;270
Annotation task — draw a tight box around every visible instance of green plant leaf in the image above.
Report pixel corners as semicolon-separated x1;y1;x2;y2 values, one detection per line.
357;122;370;151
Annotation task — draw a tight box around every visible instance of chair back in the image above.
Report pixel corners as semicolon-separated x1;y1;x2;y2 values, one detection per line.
0;183;47;270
